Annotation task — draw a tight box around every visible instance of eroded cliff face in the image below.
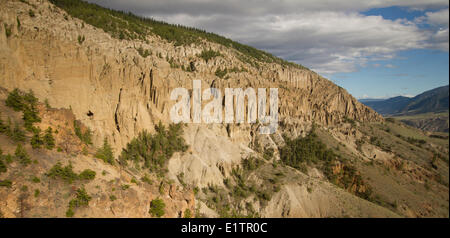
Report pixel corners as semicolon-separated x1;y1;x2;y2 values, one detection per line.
0;0;381;153
5;0;442;218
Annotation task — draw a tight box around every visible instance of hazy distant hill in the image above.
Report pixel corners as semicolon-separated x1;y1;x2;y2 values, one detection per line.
360;85;449;132
360;85;449;116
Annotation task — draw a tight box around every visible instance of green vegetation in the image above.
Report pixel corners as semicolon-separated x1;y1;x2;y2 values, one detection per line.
43;127;56;150
280;130;372;200
11;122;26;143
31;176;40;183
109;195;117;201
46;162;96;183
30;127;44;149
66;187;91;217
149;198;165;217
263;148;274;161
95;138;114;165
0;180;12;188
0;158;6;174
0;148;7;174
137;46;151;58
28;9;35;17
119;122;188;176
49;0;307;69
343;117;357;127
215;68;228;79
46;162;78;183
15;144;31;166
199;50;221;62
0;113;6;134
78;169;96;181
5;88;41;131
34;189;40;197
141;174;153;185
183;209;192;218
73;120;92;145
177;172;186;187
0;114;26;142
167;56;180;68
280;131;336;166
77;35;85;45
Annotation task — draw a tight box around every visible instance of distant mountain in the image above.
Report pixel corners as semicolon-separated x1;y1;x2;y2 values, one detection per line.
360;85;449;116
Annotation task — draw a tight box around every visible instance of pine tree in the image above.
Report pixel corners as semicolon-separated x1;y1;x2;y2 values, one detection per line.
43;127;55;150
95;138;114;165
31;127;44;149
15;144;31;166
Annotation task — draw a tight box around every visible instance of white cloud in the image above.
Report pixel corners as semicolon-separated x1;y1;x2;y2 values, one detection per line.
86;0;449;74
425;8;449;26
156;11;429;74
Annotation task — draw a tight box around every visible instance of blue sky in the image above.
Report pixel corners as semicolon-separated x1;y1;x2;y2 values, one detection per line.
89;0;449;99
329;7;449;99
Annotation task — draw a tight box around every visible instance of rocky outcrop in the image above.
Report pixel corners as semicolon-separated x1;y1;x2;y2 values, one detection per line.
0;0;381;154
6;0;444;219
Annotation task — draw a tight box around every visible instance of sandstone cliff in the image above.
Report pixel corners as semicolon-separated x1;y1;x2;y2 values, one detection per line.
0;0;447;218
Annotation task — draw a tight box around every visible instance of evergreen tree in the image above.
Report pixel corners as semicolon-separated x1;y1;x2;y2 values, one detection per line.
15;144;31;166
43;127;55;150
95;138;114;165
30;127;44;149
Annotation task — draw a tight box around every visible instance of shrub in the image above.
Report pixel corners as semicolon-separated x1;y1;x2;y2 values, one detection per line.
0;180;12;188
141;174;153;185
137;46;151;58
44;99;51;109
263;148;274;160
184;209;192;218
67;187;91;217
65;208;74;217
193;186;199;195
119;122;188;175
28;9;35;17
78;169;96;181
241;156;262;171
46;162;78;183
149;198;165;217
15;144;31;166
109;195;117;201
34;189;40;197
0;159;6;174
198;50;221;62
31;176;40;183
95;138;114;165
215;68;228;79
0;113;8;134
73;121;92;145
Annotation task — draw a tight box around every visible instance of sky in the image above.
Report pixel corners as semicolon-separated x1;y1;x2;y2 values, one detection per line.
86;0;449;99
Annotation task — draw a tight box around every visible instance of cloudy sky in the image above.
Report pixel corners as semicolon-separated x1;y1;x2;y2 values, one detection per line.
87;0;449;99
